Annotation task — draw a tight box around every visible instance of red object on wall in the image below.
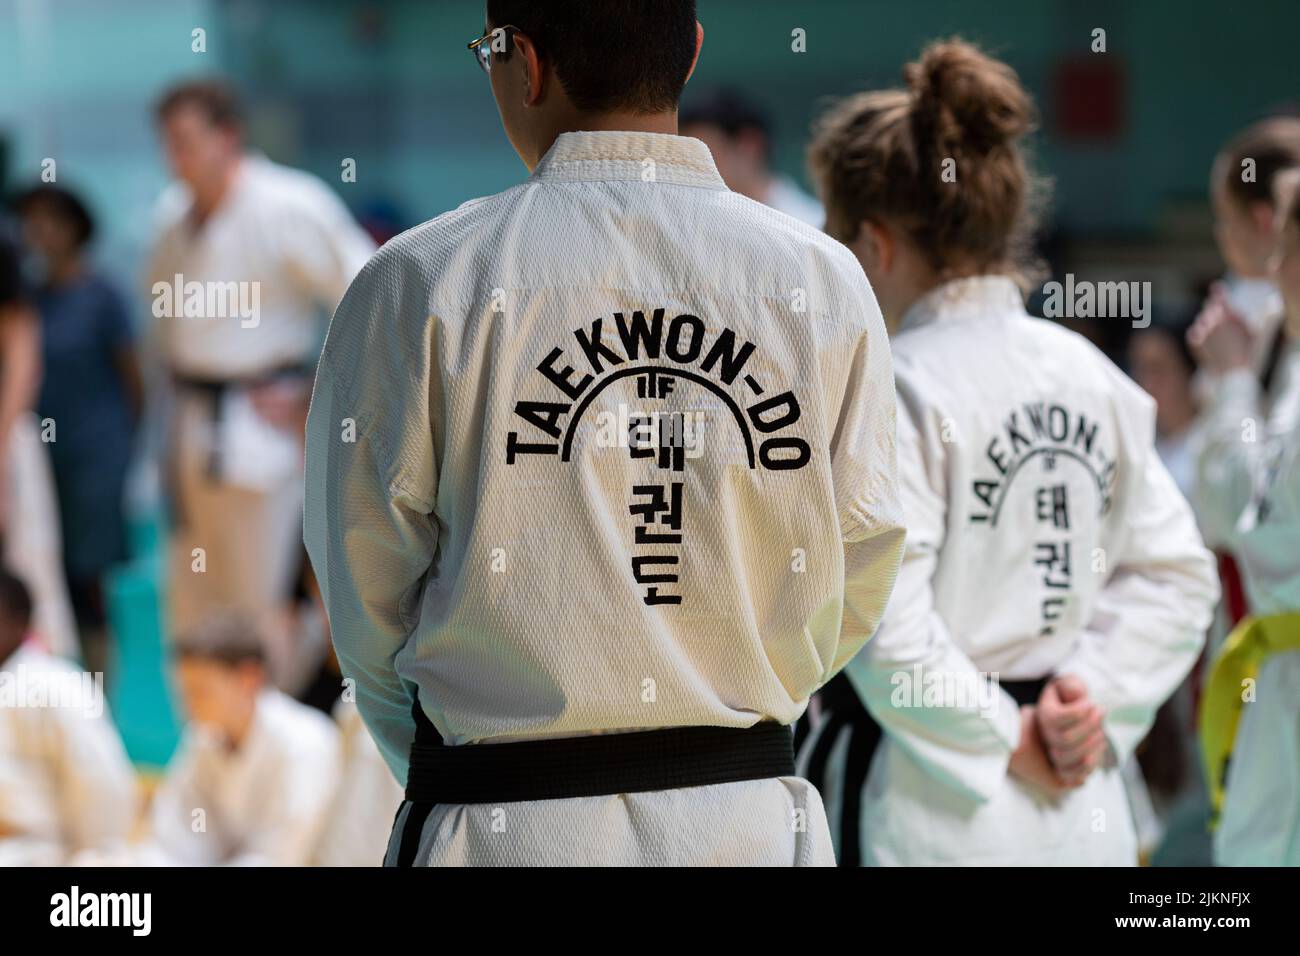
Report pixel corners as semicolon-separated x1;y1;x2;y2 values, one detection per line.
1054;55;1125;141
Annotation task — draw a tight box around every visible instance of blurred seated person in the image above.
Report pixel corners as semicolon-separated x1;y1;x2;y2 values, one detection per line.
147;611;339;866
0;569;137;865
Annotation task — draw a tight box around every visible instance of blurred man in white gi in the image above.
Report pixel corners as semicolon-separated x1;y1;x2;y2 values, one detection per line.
148;612;340;866
1199;171;1300;866
305;0;904;867
148;79;374;676
800;40;1218;866
0;571;137;865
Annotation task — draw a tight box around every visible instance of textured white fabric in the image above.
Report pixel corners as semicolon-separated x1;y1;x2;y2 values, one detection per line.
147;688;340;866
1208;325;1300;865
305;130;903;865
385;775;835;867
0;645;137;865
837;276;1217;866
765;176;824;229
4;414;79;659
148;154;376;379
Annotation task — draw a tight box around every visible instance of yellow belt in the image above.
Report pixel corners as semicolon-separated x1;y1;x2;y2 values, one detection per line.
1199;611;1300;823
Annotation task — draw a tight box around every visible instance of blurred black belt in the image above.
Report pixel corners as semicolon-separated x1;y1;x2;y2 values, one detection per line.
805;671;1049;867
171;363;308;481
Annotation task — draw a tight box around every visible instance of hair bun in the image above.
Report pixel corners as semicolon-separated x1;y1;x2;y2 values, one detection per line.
904;39;1033;154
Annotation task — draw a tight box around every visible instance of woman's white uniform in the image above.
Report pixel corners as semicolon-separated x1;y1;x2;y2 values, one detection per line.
804;276;1218;866
1199;328;1300;865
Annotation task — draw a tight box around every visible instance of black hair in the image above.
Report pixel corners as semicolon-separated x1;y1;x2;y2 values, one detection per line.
155;77;244;131
14;184;96;248
174;611;266;668
680;87;772;145
485;0;697;114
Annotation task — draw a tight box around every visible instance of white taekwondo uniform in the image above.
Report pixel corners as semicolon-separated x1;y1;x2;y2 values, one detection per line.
147;687;340;866
305;130;905;866
1194;278;1300;553
5;415;79;659
312;697;404;867
1200;321;1300;865
0;644;137;865
803;276;1218;866
147;155;374;664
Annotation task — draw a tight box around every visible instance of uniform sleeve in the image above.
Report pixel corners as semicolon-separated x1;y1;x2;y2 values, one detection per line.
304;246;439;784
1194;369;1266;548
226;733;341;867
1057;441;1218;764
148;736;221;865
281;182;377;310
843;386;1024;803
827;284;906;676
54;699;138;860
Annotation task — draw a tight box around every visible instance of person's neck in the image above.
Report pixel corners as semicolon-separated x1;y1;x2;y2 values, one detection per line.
223;697;258;751
191;156;243;224
529;110;679;170
1160;403;1197;439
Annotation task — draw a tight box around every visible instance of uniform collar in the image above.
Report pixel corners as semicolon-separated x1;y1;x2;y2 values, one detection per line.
529;130;727;189
899;275;1025;332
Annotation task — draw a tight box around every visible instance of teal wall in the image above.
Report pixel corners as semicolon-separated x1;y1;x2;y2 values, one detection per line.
2;0;1297;285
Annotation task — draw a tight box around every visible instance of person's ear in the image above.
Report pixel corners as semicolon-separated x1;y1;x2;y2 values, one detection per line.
862;220;895;273
513;32;546;106
684;21;704;84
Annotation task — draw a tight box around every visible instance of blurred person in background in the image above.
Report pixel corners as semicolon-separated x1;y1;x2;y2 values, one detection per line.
0;195;79;660
0;569;138;865
680;87;824;227
800;39;1217;866
1126;321;1209;863
147;78;374;682
1189;118;1300;566
1129;322;1201;499
15;185;141;676
1199;169;1300;866
147;611;340;866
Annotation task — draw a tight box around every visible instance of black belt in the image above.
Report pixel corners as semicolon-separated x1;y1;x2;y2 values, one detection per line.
392;697;796;865
171;364;308;481
803;671;1049;867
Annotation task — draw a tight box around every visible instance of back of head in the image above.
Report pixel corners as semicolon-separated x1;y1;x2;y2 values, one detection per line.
810;38;1045;280
680;87;771;143
174;610;266;668
486;0;698;113
155;77;243;131
1215;116;1300;209
13;184;96;248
